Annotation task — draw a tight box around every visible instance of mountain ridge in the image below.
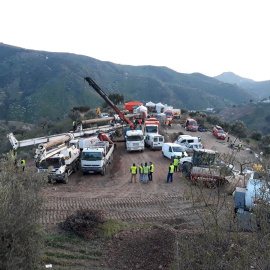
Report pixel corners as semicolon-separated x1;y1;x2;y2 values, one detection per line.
0;43;260;123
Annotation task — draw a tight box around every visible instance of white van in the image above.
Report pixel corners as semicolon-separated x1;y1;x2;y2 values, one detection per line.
162;143;188;161
145;134;164;150
176;135;201;145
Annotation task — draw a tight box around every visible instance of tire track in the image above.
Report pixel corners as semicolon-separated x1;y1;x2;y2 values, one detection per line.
42;194;201;225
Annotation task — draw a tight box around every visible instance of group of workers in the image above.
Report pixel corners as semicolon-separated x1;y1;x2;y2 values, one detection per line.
11;153;26;171
130;156;182;184
130;162;154;184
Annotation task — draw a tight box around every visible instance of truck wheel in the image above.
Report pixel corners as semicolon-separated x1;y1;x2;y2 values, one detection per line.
73;164;77;173
63;173;68;184
101;166;106;176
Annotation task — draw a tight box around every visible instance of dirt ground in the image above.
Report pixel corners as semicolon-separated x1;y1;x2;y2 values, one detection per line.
41;122;255;230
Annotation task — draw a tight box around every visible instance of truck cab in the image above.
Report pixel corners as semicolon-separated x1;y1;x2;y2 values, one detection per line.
125;130;144;152
81;141;112;175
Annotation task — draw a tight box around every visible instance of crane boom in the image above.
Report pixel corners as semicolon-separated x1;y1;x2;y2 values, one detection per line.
7;123;124;150
84;76;135;129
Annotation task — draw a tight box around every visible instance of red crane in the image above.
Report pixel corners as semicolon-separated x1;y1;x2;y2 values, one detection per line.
84;77;135;129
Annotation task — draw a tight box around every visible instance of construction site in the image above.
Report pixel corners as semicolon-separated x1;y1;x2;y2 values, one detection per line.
3;76;270;269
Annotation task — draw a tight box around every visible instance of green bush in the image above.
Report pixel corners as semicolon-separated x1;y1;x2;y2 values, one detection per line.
100;219;125;238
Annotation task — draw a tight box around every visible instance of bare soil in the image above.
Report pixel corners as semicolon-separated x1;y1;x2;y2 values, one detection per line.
42;123;254;228
40;122;257;269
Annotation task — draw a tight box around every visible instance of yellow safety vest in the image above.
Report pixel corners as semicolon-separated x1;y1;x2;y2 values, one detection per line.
139;166;143;173
73;121;76;126
143;166;149;174
131;166;137;174
150;164;154;173
174;158;179;166
170;165;174;174
21;160;26;167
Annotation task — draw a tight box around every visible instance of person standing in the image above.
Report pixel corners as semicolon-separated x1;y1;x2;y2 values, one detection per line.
166;163;174;183
173;157;179;172
130;163;137;183
21;159;26;172
73;121;76;132
139;163;144;182
143;162;149;184
148;162;154;181
238;142;242;152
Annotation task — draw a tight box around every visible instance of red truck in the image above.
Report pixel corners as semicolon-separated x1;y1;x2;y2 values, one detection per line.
185;118;198;132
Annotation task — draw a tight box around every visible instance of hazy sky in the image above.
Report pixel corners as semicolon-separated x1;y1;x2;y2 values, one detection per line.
1;0;270;81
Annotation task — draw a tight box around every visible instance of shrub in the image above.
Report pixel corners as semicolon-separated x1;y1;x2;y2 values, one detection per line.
0;155;46;270
59;209;106;239
101;219;124;239
250;130;262;141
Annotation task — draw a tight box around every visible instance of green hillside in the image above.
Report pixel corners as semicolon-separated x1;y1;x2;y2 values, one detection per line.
215;72;270;99
0;43;258;123
239;103;270;135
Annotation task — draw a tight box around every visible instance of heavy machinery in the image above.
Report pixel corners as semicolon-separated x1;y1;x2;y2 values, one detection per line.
7;122;122;151
84;77;135;129
180;148;233;185
144;117;164;150
84;76;145;151
81;133;114;175
234;169;270;230
35;134;80;183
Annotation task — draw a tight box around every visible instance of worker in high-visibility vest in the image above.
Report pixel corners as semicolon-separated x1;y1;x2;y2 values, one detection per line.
21;159;26;172
130;163;137;183
143;162;149;184
72;121;76;132
139;163;144;182
173;157;179;172
148;162;154;181
166;163;174;183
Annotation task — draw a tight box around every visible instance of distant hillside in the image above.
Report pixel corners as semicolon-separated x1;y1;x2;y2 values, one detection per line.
216;102;270;135
215;72;270;99
0;43;258;123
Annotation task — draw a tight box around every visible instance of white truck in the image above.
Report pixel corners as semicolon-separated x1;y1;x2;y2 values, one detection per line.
35;136;80;184
144;117;164;150
81;141;114;175
125;129;145;152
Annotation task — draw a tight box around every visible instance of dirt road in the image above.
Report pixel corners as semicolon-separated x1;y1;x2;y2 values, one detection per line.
42;123;254;228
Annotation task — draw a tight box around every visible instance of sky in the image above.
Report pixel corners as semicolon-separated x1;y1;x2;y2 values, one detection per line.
1;0;270;81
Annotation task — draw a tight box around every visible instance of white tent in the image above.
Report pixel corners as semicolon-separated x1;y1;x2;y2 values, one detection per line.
135;105;148;118
155;102;165;113
145;101;156;107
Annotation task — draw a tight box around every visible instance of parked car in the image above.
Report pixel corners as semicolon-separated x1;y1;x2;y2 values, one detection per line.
182;142;204;153
213;125;226;140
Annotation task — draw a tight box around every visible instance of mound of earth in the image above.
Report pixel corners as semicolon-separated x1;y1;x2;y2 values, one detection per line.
102;227;176;270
